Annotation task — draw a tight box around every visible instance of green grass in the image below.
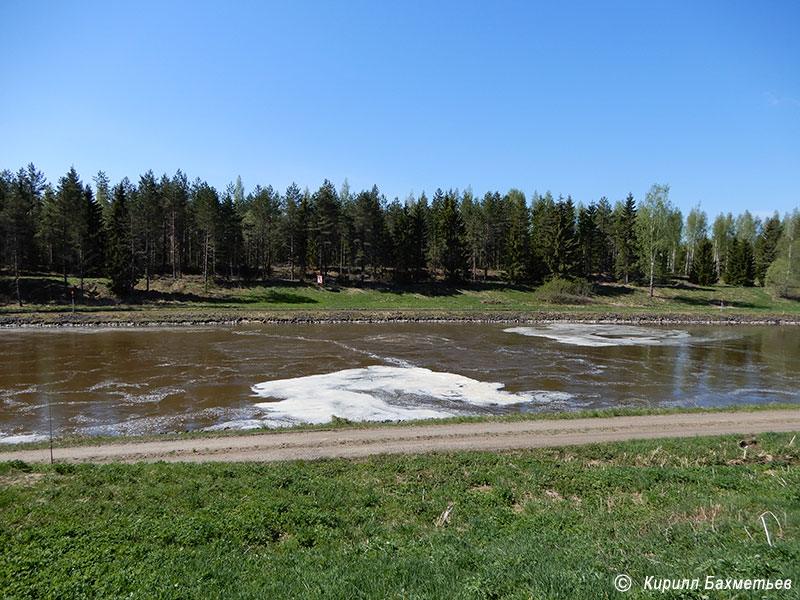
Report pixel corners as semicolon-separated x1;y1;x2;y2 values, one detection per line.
2;433;798;599
2;274;800;324
2;403;799;453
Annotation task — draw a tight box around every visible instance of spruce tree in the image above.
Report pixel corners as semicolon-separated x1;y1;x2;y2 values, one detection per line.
352;187;383;281
76;186;106;288
438;190;467;282
502;224;527;284
481;191;508;278
544;196;578;279
688;237;716;285
725;237;755;286
577;203;598;277
613;194;638;283
461;188;483;281
501;189;529;283
107;183;137;296
409;194;428;281
593;197;614;277
754;214;782;286
392;203;413;282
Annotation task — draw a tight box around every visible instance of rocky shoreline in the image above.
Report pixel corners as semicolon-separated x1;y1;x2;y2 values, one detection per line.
2;310;800;328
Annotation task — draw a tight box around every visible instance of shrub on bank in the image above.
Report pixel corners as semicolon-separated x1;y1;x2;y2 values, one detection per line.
534;278;595;304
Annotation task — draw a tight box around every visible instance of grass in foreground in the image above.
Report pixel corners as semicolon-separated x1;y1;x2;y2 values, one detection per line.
2;433;798;599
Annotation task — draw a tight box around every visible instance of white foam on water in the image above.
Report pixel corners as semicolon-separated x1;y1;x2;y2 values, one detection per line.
504;324;691;347
527;391;573;403
242;365;564;427
0;433;49;445
88;381;142;392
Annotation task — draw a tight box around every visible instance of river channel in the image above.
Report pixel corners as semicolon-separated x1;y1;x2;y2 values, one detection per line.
1;322;798;443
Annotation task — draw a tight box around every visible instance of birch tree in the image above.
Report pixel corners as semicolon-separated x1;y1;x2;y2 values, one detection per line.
636;184;673;297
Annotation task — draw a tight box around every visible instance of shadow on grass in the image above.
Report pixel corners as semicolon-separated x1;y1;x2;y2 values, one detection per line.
668;281;718;292
594;284;637;298
670;294;763;309
249;290;318;304
0;276;119;307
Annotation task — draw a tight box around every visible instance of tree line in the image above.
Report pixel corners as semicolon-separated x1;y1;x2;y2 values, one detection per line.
1;164;799;305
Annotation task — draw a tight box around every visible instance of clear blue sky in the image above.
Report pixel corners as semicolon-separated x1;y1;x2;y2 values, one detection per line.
1;0;798;218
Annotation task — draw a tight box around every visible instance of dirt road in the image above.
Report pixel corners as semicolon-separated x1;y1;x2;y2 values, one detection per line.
4;410;799;464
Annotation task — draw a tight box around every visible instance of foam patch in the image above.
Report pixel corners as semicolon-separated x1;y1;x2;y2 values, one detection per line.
504;324;691;347
234;365;567;427
0;433;48;445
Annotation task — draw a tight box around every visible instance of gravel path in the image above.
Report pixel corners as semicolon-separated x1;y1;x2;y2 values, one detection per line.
4;409;799;464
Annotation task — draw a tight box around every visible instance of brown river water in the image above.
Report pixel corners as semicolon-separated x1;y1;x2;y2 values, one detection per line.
1;323;798;443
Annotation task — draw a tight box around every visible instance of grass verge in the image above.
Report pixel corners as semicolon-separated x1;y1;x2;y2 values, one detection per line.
2;275;800;325
2;404;799;453
1;432;798;599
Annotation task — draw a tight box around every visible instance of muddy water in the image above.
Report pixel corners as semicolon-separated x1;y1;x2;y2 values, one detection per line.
1;323;798;442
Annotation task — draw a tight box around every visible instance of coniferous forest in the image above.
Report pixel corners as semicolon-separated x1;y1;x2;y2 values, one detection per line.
1;164;799;305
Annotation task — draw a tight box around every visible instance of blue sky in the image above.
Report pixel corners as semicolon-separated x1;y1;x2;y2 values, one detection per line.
1;0;798;218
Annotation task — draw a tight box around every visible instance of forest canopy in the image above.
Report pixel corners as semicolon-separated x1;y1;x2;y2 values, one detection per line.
1;164;798;304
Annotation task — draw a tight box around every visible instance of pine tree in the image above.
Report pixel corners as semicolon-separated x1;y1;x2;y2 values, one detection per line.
338;180;355;279
218;190;243;281
1;167;41;306
352;188;383;282
133;170;162;291
49;167;85;286
282;183;303;281
245;185;281;280
192;181;219;293
162;170;188;279
312;180;340;276
296;189;313;280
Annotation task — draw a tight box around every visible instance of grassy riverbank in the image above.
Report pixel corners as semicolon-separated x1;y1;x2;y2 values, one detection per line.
2;432;798;599
2;274;800;325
